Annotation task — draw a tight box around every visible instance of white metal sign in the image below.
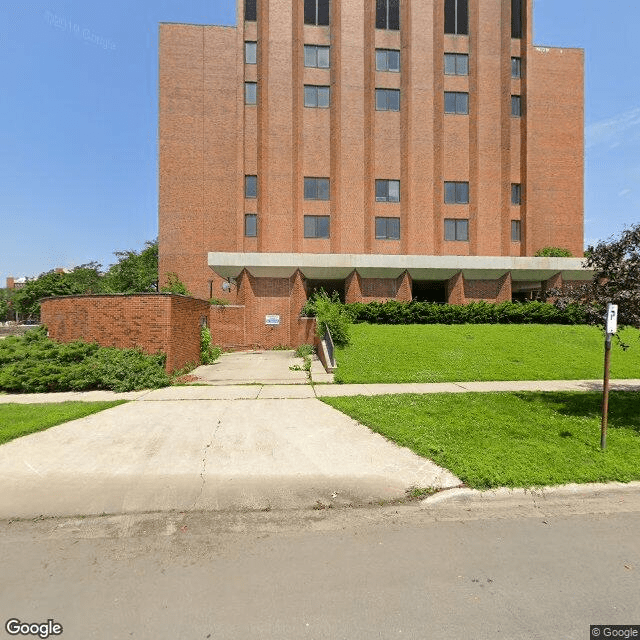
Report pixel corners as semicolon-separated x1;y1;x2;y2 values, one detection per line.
606;304;618;335
265;315;280;326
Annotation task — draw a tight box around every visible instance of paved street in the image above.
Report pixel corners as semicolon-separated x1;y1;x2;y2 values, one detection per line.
1;499;639;640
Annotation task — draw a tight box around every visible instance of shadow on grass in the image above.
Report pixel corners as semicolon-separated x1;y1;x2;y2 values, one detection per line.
514;391;640;433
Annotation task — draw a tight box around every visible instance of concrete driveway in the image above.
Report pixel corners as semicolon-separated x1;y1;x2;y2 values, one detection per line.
0;397;459;519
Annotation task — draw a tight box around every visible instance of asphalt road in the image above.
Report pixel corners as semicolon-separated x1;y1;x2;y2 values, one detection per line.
2;498;639;640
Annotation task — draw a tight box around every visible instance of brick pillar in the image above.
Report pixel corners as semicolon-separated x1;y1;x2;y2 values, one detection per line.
395;270;412;302
236;269;254;346
496;272;513;303
345;270;363;303
542;272;563;296
6;277;14;289
447;271;465;305
289;269;307;346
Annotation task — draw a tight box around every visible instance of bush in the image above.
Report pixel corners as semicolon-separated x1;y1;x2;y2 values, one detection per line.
160;272;191;295
294;343;315;357
305;291;352;346
534;247;573;258
0;327;171;393
200;326;222;364
342;300;587;326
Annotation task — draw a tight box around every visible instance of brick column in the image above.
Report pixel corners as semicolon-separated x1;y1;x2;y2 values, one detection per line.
345;270;363;303
447;271;465;305
496;272;513;303
289;269;307;345
395;270;412;302
542;272;563;295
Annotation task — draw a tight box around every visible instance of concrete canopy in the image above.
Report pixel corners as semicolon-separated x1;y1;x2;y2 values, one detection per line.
208;252;592;282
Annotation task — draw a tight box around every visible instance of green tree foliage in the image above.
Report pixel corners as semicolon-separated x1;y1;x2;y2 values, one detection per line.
12;263;103;319
101;240;158;294
552;223;640;333
534;246;573;258
160;272;191;295
0;289;14;322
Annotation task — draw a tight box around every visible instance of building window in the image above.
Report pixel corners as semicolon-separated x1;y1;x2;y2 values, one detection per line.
304;45;330;68
245;42;257;64
245;214;257;237
511;95;521;116
304;215;330;238
376;49;400;72
511;0;522;38
444;0;468;35
444;218;469;241
245;175;257;198
511;220;521;242
304;85;330;108
245;82;257;104
376;0;400;30
444;181;469;204
375;217;400;240
511;57;521;78
375;88;400;111
511;183;521;205
304;0;330;26
304;177;330;200
375;179;400;203
444;91;469;114
245;0;257;21
444;53;468;76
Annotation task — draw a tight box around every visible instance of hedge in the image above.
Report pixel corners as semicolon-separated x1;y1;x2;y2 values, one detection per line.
342;300;588;325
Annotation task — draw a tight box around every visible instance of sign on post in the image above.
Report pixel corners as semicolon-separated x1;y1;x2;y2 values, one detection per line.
601;303;618;450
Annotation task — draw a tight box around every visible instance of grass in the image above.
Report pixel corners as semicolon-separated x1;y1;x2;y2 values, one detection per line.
334;324;640;383
323;391;640;489
0;401;127;446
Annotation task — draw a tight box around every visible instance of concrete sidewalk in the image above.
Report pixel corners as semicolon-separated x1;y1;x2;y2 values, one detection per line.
1;378;639;403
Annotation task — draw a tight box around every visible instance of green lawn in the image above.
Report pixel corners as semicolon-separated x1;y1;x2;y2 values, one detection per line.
323;391;640;489
334;324;640;383
0;401;127;445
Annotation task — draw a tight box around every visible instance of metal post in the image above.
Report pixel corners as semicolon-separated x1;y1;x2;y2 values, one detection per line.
601;335;612;450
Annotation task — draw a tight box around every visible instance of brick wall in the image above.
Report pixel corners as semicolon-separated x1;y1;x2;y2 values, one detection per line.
40;294;209;373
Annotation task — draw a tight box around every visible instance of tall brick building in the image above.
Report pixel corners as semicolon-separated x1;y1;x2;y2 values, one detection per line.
159;0;588;346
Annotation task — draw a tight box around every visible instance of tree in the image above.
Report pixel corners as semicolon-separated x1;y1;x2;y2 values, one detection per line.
552;223;640;334
12;264;103;320
101;240;158;294
0;288;14;322
160;272;191;296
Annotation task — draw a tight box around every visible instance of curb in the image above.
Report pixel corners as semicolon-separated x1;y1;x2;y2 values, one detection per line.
421;481;640;507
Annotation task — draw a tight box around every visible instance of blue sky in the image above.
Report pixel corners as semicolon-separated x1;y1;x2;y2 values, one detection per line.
0;0;638;285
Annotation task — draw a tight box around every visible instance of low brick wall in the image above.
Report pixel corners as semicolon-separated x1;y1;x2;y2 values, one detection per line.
40;294;210;373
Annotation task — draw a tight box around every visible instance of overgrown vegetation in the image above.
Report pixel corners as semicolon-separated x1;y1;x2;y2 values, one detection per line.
302;290;352;346
160;272;191;296
199;326;222;365
0;327;171;393
343;300;587;325
294;344;315;357
323;391;640;489
534;246;574;257
0;401;127;445
333;324;640;384
209;297;230;306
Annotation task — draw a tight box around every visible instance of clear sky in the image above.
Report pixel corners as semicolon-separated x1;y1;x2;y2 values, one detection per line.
1;0;638;285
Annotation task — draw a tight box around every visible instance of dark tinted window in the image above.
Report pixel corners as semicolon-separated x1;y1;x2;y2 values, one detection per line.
245;0;256;21
376;0;399;30
388;0;400;30
445;0;468;35
317;0;330;26
305;0;330;25
376;0;387;29
511;0;522;38
304;0;316;24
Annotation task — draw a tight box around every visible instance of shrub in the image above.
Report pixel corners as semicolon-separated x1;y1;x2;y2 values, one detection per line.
342;300;587;326
294;343;315;357
200;326;222;364
209;297;230;306
0;327;171;393
308;290;352;346
160;272;191;295
534;247;573;258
